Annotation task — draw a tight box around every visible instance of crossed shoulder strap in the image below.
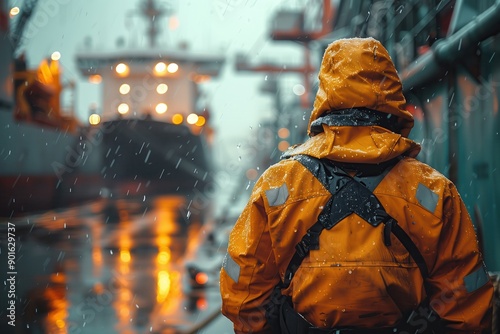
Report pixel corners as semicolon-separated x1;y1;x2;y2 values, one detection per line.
281;155;429;290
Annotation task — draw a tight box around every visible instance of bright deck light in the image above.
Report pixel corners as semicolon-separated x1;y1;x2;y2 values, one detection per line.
51;51;61;61
89;114;101;125
167;63;178;73
156;83;168;94
9;7;20;17
186;113;198;124
155;103;168;114
118;103;129;114
119;83;130;94
154;62;167;74
115;63;130;77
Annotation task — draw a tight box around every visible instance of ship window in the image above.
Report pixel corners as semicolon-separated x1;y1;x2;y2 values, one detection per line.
155;103;168;114
118;103;129;114
167;63;179;73
156;84;168;94
154;62;168;76
115;63;130;77
119;84;130;95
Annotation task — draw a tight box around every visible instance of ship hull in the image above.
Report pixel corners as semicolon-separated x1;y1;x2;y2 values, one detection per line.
0;112;103;217
0;116;213;217
97;118;212;197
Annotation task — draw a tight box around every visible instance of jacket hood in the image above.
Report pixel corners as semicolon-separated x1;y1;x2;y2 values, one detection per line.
308;37;414;138
285;38;420;164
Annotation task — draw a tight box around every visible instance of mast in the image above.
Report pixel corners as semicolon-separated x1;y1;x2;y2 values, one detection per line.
139;0;173;47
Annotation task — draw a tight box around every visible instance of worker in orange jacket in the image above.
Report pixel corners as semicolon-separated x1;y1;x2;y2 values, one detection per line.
220;37;493;333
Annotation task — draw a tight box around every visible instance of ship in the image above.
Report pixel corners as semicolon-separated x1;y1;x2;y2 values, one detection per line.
0;0;102;217
74;0;224;210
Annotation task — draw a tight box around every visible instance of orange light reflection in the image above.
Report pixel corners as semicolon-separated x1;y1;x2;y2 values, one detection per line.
114;217;132;331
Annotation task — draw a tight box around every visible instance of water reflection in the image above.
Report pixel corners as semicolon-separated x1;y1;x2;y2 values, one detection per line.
0;195;215;334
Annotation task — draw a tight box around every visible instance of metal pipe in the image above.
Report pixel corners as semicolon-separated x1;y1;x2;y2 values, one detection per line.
402;1;500;92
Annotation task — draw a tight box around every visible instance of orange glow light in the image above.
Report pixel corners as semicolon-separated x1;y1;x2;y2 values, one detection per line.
120;250;131;263
192;74;211;83
156;270;171;303
172;114;183;124
157;250;171;265
195;115;206;127
195;272;209;285
196;297;208;310
278;127;290;139
115;63;129;77
246;168;258;180
169;16;180;30
154;62;169;76
155;62;167;73
89;74;102;84
89;113;101;125
278;140;290;152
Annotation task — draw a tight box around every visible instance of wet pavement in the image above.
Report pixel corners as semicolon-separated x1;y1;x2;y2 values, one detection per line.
0;196;233;333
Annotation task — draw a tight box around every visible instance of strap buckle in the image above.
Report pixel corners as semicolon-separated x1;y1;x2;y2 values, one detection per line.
295;240;310;258
295;228;322;258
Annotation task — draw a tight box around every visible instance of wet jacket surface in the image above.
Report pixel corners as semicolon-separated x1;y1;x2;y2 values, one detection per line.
220;38;493;333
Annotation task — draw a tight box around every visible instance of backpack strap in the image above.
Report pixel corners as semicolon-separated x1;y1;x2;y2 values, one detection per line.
282;155;429;289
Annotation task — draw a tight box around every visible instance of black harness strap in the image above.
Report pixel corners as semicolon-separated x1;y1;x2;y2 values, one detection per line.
282;155;429;289
390;222;430;279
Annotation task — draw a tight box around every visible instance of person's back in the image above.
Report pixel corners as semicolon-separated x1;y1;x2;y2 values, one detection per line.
220;37;493;333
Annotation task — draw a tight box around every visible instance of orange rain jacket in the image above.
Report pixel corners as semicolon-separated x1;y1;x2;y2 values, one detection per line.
220;38;493;333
